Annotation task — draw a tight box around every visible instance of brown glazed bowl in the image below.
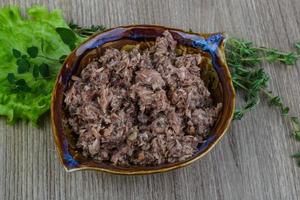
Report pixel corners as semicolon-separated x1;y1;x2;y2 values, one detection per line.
51;25;235;175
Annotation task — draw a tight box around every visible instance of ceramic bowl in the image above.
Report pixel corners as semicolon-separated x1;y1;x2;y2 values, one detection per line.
51;25;235;174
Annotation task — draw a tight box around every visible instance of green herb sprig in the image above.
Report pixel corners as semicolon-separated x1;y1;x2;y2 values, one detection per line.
225;37;300;165
68;21;106;37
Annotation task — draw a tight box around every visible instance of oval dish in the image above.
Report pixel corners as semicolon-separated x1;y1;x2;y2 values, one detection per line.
51;25;235;175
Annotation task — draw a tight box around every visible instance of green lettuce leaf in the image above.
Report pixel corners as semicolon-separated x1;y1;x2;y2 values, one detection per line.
0;6;83;125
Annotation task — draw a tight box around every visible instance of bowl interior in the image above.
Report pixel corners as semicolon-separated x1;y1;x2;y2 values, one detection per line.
51;25;235;174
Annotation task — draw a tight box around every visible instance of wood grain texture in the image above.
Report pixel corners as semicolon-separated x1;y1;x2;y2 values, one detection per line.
0;0;300;199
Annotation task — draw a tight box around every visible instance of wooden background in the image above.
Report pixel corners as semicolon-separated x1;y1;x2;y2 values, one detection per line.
1;0;300;199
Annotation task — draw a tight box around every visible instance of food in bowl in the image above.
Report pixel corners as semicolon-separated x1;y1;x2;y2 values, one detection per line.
64;31;222;166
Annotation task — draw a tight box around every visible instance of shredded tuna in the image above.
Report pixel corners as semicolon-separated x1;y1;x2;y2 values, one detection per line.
64;31;222;166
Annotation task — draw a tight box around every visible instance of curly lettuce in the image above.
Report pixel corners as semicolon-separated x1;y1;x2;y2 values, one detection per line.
0;6;83;125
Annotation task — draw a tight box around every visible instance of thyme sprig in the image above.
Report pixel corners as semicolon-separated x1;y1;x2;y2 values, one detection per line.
225;37;300;165
68;21;106;37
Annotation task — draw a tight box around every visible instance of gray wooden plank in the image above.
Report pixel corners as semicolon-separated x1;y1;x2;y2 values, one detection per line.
0;0;300;199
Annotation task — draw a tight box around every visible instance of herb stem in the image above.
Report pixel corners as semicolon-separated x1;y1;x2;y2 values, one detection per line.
253;47;300;56
260;88;274;99
232;79;249;91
